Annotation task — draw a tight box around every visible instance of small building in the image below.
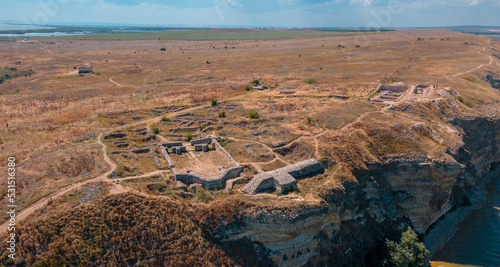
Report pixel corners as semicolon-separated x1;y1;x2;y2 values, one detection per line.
78;67;93;74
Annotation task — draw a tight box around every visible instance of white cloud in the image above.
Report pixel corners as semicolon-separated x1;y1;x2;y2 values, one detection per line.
449;0;484;6
350;0;373;6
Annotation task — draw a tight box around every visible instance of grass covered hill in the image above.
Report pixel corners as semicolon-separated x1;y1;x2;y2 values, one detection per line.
1;194;243;266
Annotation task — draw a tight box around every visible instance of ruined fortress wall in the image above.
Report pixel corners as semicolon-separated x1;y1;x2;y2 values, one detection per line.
191;137;213;146
175;166;243;190
160;146;176;168
212;138;240;166
175;172;205;185
379;85;409;93
241;173;276;194
280;159;323;178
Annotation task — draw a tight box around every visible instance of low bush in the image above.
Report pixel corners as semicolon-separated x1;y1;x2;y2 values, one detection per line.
211;98;218;106
305;78;318;84
247;111;259;119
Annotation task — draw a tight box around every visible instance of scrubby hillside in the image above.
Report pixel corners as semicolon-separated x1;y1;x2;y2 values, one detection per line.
1;194;240;266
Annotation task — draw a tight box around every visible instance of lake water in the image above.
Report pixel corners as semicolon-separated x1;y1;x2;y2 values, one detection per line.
431;175;500;267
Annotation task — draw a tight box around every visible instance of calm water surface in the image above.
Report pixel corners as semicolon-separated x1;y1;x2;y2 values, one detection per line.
431;176;500;267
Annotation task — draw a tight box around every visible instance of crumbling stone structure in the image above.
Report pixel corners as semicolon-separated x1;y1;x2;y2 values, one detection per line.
241;159;324;194
159;137;243;190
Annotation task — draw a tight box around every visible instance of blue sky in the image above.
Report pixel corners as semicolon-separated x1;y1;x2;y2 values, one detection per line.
1;0;499;27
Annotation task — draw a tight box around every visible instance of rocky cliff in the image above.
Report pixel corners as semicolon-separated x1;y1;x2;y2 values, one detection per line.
217;116;500;266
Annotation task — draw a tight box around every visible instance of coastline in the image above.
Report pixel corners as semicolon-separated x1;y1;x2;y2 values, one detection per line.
425;169;498;260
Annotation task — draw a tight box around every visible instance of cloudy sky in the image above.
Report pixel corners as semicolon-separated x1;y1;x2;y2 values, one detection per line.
2;0;499;27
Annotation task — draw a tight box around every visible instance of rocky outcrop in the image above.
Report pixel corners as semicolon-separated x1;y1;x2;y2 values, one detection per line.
217;117;500;266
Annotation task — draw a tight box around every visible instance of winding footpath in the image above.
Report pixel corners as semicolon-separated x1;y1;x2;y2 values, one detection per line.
109;77;124;88
0;134;115;234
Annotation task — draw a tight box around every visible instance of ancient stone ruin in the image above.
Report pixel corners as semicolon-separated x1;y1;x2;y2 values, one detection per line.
241;159;324;194
159;137;243;189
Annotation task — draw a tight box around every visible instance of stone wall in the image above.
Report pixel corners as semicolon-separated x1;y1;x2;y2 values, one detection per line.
213;138;240;166
191;137;213;146
175;166;243;190
161;142;182;148
241;159;323;194
160;146;175;168
379;84;409;93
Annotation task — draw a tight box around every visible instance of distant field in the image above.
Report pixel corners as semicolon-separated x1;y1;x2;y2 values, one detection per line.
44;29;381;41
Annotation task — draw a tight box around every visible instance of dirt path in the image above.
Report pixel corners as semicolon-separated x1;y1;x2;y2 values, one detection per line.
64;70;79;76
452;55;494;77
109;77;124;87
0;134;117;234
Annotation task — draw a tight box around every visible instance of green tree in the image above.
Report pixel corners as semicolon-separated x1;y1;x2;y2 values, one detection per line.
151;127;160;134
385;226;429;267
252;80;260;86
211;98;218;106
186;134;193;142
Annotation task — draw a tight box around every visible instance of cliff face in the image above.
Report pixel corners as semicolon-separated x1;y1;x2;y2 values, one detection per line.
218;117;500;266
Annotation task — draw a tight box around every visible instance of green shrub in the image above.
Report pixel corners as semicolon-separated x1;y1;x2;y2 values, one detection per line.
306;117;313;125
305;78;318;84
247;111;259;119
211;98;218;106
219;111;226;118
385;226;429;267
355;45;360;48
206;60;211;64
196;188;213;203
198;124;205;131
186;134;193;142
252;80;260;86
151;127;160;134
161;116;171;122
391;77;398;82
244;85;251;91
95;72;101;75
160;48;166;51
73;66;76;69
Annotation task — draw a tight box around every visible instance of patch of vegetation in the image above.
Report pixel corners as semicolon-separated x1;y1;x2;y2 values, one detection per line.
305;78;318;84
218;111;226;118
48;29;378;41
244;85;251;91
196;188;214;203
217;138;234;148
0;67;35;84
247;111;260;119
160;47;166;51
1;194;236;266
211;98;218;106
186;134;193;142
457;96;473;108
151;126;160;134
384;226;429;267
161;116;171;122
252;80;260;86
